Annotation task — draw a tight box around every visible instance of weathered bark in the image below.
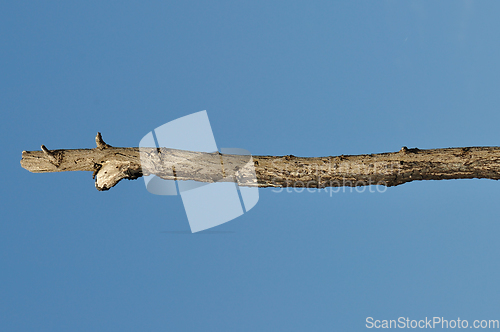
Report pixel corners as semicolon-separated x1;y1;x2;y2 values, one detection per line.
20;133;500;191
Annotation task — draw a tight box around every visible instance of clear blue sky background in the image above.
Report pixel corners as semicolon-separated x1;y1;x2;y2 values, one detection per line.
2;1;500;331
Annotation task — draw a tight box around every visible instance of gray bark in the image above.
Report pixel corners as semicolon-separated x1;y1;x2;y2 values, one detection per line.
20;133;500;191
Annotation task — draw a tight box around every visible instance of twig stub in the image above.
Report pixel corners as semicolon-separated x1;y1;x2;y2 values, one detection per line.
41;145;60;167
95;132;111;150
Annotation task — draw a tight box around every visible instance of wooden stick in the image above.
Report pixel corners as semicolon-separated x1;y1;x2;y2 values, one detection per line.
20;133;500;191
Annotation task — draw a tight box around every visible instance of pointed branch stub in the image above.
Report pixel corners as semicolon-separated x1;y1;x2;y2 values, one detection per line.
41;145;60;167
95;132;111;150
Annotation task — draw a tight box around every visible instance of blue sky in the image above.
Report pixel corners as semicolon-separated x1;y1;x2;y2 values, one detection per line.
2;1;500;331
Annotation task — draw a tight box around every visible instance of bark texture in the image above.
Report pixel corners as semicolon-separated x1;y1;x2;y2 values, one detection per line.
20;133;500;191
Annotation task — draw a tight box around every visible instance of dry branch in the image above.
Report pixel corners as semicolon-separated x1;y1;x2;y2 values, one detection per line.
20;133;500;191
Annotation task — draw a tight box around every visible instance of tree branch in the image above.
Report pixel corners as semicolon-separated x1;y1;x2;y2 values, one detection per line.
20;133;500;191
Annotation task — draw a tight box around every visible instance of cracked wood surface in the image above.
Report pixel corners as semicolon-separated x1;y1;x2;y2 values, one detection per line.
20;133;500;191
